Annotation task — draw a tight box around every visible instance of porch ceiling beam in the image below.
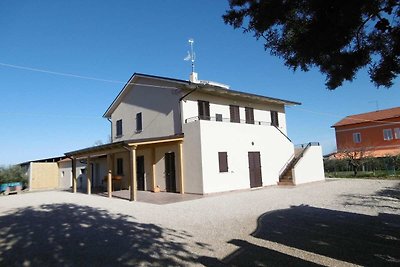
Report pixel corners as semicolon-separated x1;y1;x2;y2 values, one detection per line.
126;137;184;147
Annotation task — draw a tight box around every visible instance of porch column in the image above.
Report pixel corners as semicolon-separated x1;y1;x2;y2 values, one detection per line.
152;147;156;191
129;146;137;201
72;157;77;193
87;156;91;195
107;154;113;198
178;141;185;194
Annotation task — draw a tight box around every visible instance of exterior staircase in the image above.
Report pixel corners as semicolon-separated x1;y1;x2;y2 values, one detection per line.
278;143;317;186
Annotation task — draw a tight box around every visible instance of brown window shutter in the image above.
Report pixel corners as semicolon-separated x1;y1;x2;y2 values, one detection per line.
198;100;210;120
245;107;254;124
271;111;279;127
218;152;228;172
230;105;240;123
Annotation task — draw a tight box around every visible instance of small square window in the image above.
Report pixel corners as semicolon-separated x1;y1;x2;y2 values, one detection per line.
216;113;223;122
383;129;393;141
394;128;400;139
353;132;361;143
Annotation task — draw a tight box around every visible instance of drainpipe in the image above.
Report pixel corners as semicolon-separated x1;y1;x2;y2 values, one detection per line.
107;118;112;143
178;83;200;128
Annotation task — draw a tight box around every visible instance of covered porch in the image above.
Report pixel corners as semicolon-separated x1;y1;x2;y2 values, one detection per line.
65;134;185;201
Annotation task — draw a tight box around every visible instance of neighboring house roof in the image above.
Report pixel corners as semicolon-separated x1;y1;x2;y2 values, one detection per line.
332;107;400;128
330;147;400;159
19;156;67;166
103;72;301;118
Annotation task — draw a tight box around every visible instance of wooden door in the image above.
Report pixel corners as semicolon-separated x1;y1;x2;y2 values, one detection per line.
165;152;176;192
248;152;262;188
136;156;145;191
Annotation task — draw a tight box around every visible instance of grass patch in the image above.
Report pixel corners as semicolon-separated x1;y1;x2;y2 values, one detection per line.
326;171;400;180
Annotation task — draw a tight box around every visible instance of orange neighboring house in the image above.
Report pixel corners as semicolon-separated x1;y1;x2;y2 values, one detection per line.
331;107;400;158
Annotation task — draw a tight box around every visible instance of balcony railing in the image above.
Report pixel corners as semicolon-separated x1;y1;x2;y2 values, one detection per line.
184;116;272;126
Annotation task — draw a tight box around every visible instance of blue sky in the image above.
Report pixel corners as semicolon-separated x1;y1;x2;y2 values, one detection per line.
0;1;399;165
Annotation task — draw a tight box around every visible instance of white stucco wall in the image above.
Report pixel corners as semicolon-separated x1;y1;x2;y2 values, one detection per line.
184;120;294;194
58;160;86;189
292;145;325;185
181;92;288;133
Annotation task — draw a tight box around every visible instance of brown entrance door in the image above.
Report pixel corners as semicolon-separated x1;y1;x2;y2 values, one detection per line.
165;152;176;192
248;152;262;188
136;156;145;191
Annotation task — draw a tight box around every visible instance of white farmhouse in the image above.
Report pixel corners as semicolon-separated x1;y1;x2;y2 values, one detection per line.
65;72;325;200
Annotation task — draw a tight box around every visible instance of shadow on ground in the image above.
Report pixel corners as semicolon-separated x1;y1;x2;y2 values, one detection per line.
0;203;206;266
200;204;400;266
341;182;400;212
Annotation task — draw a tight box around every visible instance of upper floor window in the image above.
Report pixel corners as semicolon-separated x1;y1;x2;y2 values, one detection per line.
116;119;123;137
218;152;228;172
136;112;142;132
353;132;361;143
383;129;393;140
116;158;124;175
395;128;400;139
198;100;210;120
230;105;240;123
245;107;254;124
270;111;279;127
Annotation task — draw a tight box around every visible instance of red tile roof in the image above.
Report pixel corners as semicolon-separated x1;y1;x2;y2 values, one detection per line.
332;107;400;127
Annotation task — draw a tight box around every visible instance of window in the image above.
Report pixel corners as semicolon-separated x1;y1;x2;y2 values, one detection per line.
383;129;393;140
245;107;254;124
61;171;65;177
216;113;223;122
230;105;240;123
117;158;124;175
218;152;228;172
116;119;123;137
270;111;279;127
136;112;142;132
198;100;210;120
353;132;361;143
395;128;400;139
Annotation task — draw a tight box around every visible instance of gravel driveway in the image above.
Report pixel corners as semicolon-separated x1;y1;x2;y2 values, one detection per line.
0;179;399;266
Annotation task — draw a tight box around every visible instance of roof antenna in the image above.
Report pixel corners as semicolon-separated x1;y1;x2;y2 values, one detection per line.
184;38;198;83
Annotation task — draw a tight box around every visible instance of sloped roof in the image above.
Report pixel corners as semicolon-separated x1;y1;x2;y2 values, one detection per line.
103;73;300;118
332;107;400;127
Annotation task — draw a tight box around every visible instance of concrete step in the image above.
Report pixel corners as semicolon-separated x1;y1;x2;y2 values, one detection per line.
277;179;295;186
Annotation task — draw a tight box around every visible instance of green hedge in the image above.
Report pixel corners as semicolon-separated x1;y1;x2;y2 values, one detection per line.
324;155;400;178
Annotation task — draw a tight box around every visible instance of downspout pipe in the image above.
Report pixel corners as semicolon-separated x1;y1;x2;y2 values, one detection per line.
107;118;112;143
178;83;200;128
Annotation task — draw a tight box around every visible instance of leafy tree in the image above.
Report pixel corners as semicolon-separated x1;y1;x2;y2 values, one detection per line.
0;165;27;184
223;0;400;89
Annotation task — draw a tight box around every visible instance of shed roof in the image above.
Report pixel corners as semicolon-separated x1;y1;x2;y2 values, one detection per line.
332;107;400;127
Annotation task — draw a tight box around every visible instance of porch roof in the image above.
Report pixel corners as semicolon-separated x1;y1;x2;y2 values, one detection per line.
65;134;184;158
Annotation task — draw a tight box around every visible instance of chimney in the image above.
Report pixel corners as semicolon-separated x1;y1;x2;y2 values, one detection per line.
189;72;199;83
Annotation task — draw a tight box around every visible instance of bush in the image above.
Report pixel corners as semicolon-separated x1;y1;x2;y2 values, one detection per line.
0;165;28;185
